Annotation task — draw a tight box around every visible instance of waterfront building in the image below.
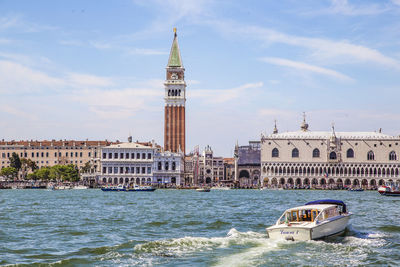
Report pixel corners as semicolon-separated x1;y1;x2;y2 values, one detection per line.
164;28;186;154
198;145;224;185
234;141;261;187
98;139;184;186
0;139;112;172
153;150;184;185
260;118;400;188
222;157;235;184
183;146;225;185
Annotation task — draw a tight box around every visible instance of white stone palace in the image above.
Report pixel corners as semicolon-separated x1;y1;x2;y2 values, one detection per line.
98;138;183;186
261;117;400;189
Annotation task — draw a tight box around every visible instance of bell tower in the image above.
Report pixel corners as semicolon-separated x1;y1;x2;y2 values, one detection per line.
164;28;186;154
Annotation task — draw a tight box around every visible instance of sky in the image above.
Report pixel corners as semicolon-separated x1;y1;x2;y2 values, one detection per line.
1;0;400;157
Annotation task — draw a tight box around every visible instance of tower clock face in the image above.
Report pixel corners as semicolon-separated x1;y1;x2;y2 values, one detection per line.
171;73;178;80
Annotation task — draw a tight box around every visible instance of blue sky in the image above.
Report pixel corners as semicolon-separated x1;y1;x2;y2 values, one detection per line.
1;0;400;156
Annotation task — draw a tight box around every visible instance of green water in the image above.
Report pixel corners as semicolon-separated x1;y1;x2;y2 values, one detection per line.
0;189;399;266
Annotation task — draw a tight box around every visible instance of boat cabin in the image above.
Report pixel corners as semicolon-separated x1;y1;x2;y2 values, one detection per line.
276;204;342;225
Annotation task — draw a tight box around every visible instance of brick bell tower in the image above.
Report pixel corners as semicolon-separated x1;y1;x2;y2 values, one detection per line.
164;28;186;154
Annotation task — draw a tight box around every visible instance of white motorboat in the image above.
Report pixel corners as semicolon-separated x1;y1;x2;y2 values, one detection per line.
267;199;352;241
196;188;210;192
73;185;89;190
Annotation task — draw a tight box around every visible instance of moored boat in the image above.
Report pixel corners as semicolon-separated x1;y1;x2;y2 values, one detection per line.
378;182;400;196
196;188;210;192
348;188;364;192
101;185;125;191
267;199;352;241
126;185;156;192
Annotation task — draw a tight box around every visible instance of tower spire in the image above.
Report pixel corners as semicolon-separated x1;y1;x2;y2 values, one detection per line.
167;28;183;67
273;119;278;134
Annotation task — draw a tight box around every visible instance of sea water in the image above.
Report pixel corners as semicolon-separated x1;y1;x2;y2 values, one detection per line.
0;189;399;266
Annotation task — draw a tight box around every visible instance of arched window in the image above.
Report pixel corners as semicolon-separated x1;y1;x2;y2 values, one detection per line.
389;151;397;161
347;148;354;158
329;152;337;160
367;151;375;161
165;162;169;170
168;89;171;96
178;89;181;96
172;162;176;170
272;148;279;158
292;148;299;158
158;162;162;170
312;148;320;158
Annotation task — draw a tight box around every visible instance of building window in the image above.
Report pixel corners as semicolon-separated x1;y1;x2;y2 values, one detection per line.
126;153;129;159
89;152;91;157
131;167;135;173
165;162;169;170
172;162;176;170
158;162;162;170
137;153;140;159
329;152;337;160
136;167;140;173
108;167;112;173
103;153;106;159
292;148;299;158
120;153;124;159
148;153;152;159
142;153;146;159
312;148;320;158
272;148;279;158
120;167;124;173
125;167;129;173
109;153;112;159
147;167;151;174
32;152;34;157
46;152;49;157
347;148;354;158
131;153;135;159
80;152;82;157
114;153;118;159
367;151;375;161
103;167;106;173
75;152;78;157
142;167;146;174
389;151;397;161
114;167;118;173
55;152;57;157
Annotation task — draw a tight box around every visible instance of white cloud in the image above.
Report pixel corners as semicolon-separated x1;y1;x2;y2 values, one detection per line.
0;14;57;32
211;20;400;70
260;57;353;81
392;0;400;6
327;0;388;16
189;82;263;104
67;73;114;88
0;60;65;93
0;105;38;120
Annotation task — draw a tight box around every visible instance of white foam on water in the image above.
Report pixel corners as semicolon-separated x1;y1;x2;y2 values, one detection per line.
133;228;270;259
212;237;282;267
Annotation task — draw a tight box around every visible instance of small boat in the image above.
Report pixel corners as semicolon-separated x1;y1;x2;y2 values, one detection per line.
267;199;352;241
378;182;400;196
126;185;156;192
196;188;210;192
211;186;230;190
101;185;125;191
73;185;89;190
348;188;364;192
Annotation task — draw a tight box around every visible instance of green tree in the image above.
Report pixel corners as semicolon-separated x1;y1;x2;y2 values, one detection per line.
27;159;38;172
49;164;79;182
36;168;51;180
0;167;18;179
10;152;21;171
81;161;92;173
27;173;37;180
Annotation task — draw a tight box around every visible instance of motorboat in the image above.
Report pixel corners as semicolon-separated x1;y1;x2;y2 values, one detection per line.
267;199;352;241
73;185;89;190
101;185;125;191
126;185;156;192
196;188;210;192
348;188;364;192
378;182;400;196
211;186;230;190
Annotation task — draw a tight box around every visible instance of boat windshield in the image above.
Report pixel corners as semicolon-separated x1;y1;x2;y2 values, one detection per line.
278;209;318;224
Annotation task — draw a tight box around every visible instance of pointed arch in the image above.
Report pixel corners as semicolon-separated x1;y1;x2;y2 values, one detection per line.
272;148;279;158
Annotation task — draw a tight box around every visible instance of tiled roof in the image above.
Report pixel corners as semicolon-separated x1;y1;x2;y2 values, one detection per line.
0;140;116;147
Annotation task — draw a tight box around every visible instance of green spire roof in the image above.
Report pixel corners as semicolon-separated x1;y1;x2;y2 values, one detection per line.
167;30;183;67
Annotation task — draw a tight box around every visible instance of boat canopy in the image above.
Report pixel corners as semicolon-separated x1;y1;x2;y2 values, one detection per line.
305;199;347;213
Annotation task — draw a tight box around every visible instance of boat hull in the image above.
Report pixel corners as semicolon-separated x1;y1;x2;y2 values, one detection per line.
267;215;351;241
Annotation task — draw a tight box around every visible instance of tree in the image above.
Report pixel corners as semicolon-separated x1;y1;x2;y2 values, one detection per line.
0;167;18;180
49;164;79;182
27;159;38;172
81;161;92;174
35;167;51;180
10;152;21;171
